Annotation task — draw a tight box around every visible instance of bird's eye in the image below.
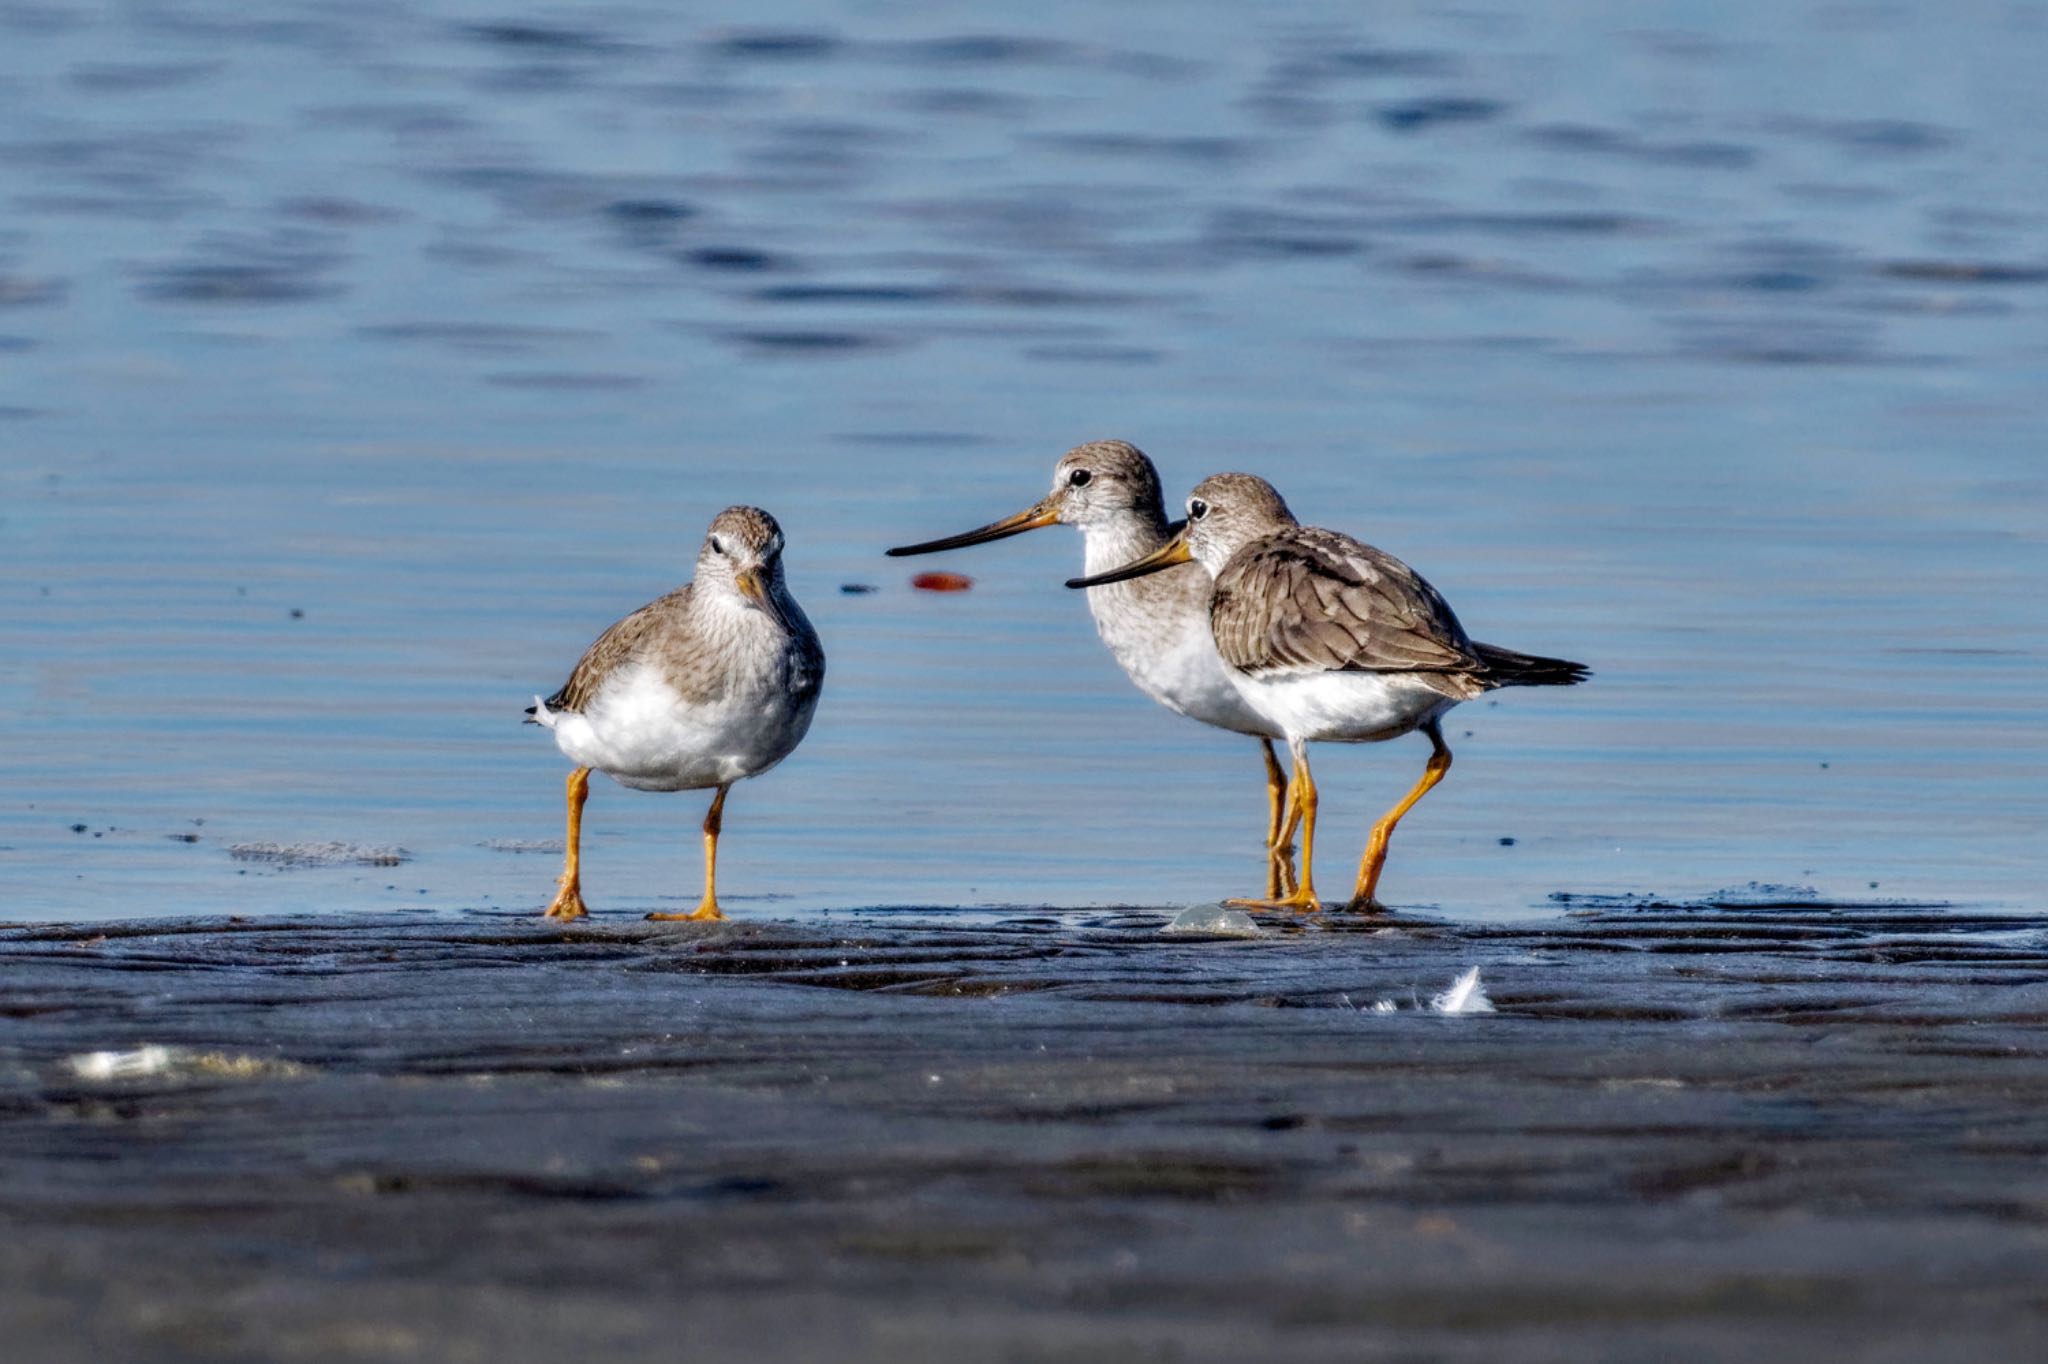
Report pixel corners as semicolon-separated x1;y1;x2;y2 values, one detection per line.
710;536;726;555
1068;468;1092;487
1188;499;1209;521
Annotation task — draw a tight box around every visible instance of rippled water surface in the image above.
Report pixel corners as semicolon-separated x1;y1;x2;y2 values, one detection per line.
2;1;2043;920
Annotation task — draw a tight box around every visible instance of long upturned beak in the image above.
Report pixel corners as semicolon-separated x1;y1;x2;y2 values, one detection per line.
886;498;1060;556
1065;525;1192;589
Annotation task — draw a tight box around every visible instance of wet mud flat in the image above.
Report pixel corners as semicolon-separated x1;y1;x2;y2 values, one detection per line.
4;903;2048;1363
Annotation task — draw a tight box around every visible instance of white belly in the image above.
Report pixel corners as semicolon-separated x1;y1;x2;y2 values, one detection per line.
1234;670;1457;745
541;661;817;792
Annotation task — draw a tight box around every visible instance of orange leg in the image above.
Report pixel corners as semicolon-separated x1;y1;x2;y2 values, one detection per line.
1347;721;1452;913
1259;737;1299;900
648;784;730;922
1230;739;1320;913
542;767;592;920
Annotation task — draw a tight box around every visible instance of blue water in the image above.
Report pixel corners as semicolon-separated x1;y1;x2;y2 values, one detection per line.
2;1;2043;921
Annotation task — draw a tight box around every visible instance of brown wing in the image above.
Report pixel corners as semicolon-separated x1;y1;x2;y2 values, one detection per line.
538;587;692;713
1209;528;1480;679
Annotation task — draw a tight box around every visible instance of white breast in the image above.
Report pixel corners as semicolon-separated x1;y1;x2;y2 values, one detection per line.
1106;610;1273;737
543;654;818;793
1079;526;1276;739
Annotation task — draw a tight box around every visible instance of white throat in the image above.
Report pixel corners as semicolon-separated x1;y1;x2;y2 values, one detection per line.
1079;513;1170;577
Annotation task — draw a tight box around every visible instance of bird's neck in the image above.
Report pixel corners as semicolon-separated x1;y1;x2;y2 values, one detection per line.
1079;507;1172;577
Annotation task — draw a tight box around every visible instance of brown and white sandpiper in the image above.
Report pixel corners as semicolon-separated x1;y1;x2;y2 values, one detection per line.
888;441;1299;898
1070;473;1586;913
528;506;824;921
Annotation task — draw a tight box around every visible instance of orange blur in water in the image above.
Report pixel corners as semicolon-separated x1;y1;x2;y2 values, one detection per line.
910;571;975;593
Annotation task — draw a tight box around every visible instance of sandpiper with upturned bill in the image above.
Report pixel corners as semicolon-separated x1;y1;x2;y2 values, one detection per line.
888;441;1298;898
527;506;824;921
1070;473;1586;913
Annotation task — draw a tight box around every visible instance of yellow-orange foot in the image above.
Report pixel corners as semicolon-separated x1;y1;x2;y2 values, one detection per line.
1227;889;1322;915
542;885;589;921
646;902;725;922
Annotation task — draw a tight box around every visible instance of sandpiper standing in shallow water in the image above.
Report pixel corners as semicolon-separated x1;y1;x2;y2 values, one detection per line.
1070;473;1585;913
528;506;824;921
888;441;1298;898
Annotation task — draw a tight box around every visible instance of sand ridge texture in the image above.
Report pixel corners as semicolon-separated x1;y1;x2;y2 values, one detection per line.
3;903;2047;1363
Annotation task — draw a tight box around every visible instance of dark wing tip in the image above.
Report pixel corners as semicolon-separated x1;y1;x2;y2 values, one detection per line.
1475;644;1590;688
1539;656;1592;685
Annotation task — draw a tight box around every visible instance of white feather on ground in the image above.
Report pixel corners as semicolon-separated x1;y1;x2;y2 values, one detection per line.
1428;967;1496;1015
66;1047;310;1082
69;1046;175;1080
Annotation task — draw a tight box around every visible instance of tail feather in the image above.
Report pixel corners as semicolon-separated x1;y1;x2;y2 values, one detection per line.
1475;642;1589;689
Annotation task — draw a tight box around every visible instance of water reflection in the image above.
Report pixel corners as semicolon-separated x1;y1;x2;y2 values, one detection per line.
0;0;2042;920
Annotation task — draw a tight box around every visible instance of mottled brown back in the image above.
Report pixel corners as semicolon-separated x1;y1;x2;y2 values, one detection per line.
1209;528;1482;682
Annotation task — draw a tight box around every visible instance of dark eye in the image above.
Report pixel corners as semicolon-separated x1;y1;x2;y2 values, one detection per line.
710;536;726;555
1188;499;1208;520
1068;468;1092;487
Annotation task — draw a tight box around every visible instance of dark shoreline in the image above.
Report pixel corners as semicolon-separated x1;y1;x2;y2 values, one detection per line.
5;905;2048;1362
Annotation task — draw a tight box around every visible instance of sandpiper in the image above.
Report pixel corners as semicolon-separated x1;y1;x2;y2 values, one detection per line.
887;441;1298;898
1069;473;1586;913
527;506;824;921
